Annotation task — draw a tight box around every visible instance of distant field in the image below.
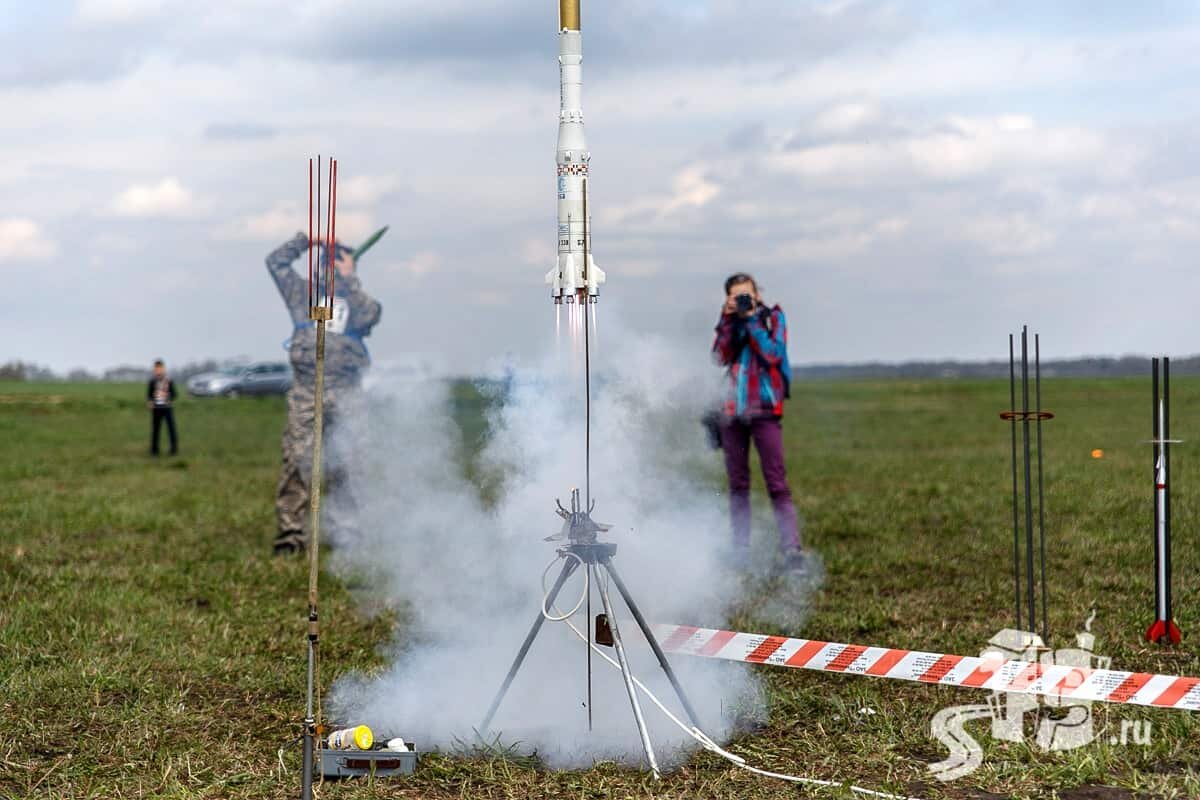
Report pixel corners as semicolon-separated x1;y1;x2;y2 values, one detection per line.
1;378;1198;799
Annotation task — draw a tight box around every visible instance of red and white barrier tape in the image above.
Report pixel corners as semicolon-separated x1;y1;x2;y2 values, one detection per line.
652;624;1200;711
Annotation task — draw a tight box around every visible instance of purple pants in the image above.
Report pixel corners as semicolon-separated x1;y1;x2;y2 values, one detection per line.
720;416;800;552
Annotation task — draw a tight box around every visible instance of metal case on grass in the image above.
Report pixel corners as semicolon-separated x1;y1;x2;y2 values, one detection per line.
319;746;417;779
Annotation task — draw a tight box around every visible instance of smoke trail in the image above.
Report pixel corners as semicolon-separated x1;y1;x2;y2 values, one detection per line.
326;322;808;768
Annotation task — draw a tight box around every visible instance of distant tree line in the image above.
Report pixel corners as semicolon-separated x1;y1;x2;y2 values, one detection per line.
0;359;251;383
795;355;1200;380
5;354;1200;384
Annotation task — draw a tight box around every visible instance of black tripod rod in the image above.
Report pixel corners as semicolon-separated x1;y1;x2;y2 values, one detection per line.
1020;328;1037;635
601;559;703;730
1008;334;1022;631
480;557;581;733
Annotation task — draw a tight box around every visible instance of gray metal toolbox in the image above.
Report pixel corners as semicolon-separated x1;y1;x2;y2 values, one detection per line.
319;745;418;778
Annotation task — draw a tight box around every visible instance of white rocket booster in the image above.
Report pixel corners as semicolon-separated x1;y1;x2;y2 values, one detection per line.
547;0;605;305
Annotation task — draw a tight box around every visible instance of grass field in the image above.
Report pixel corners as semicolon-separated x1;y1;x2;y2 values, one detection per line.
1;377;1198;799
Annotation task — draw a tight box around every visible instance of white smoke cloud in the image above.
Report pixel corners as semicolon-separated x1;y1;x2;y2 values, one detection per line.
322;319;812;769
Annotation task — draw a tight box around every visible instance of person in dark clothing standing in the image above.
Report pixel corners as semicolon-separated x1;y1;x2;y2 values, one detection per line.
147;359;178;456
712;273;805;573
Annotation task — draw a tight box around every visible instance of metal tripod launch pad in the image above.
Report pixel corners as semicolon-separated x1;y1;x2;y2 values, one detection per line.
479;491;701;779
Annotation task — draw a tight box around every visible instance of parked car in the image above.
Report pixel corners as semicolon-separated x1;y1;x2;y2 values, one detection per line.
187;363;292;397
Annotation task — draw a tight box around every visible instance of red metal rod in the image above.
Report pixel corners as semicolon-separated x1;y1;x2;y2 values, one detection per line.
308;158;314;309
329;159;338;304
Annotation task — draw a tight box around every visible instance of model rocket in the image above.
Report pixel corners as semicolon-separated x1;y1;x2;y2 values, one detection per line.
547;0;605;305
1146;357;1182;645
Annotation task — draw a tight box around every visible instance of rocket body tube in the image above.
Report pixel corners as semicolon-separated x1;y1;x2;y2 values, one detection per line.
547;0;605;304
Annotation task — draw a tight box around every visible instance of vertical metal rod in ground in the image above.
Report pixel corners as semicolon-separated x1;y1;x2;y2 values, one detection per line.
1020;327;1036;635
602;559;704;729
1008;334;1022;630
1152;360;1162;626
582;178;591;511
597;572;660;778
1164;357;1172;623
300;318;327;800
481;558;580;733
1035;335;1048;642
586;563;593;731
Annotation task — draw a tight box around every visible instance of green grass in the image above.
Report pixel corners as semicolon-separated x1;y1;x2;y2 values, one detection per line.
1;378;1197;799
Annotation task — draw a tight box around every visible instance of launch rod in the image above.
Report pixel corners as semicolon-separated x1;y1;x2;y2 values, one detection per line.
301;316;327;800
582;178;594;730
586;563;593;731
1163;357;1172;623
301;157;336;800
307;158;312;307
1020;327;1037;635
1008;335;1021;630
583;178;591;511
1034;335;1048;642
1153;359;1161;623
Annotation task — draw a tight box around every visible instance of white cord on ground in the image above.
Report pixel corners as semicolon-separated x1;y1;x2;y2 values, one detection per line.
541;552;589;622
540;560;925;800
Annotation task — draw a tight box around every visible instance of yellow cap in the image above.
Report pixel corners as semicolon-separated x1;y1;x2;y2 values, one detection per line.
353;725;374;750
560;0;580;30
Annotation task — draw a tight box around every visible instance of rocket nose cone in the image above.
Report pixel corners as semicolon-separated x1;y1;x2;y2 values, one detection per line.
559;0;580;30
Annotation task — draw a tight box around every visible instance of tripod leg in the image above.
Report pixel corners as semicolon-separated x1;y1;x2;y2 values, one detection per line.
602;560;703;730
597;572;660;778
480;557;580;734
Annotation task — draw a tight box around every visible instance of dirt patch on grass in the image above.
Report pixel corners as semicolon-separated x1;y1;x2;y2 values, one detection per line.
1058;787;1134;800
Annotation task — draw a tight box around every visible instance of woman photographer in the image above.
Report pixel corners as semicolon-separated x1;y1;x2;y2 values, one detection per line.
712;272;805;573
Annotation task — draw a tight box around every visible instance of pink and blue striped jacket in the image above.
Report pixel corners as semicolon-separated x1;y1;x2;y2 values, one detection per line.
713;305;792;419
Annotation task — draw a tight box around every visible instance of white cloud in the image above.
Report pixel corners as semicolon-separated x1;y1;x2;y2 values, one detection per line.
964;214;1056;257
0;218;58;262
813;101;881;135
75;0;170;26
605;164;721;224
228;203;301;242
399;250;439;277
664;166;721;213
519;237;555;267
110;177;200;218
221;202;373;243
769;114;1115;184
337;174;401;206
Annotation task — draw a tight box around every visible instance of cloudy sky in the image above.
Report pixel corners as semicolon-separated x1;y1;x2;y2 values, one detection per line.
6;0;1200;373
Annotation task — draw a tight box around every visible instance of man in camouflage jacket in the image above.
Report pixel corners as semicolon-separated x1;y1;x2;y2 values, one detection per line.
266;232;382;554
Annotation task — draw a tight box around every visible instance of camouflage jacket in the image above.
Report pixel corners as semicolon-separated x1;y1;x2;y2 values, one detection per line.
266;232;382;387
